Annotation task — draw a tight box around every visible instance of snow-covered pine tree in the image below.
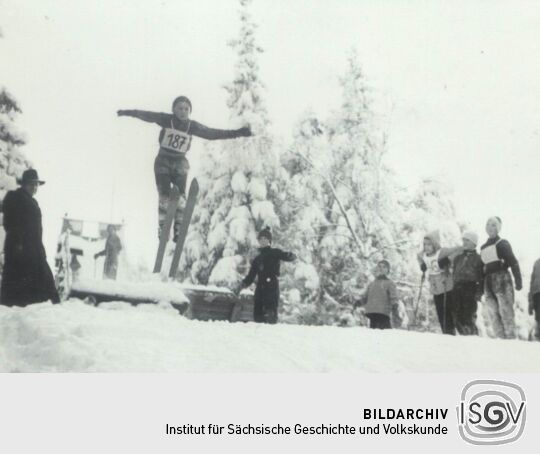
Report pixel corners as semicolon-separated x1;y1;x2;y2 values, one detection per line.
280;50;411;326
0;88;29;194
180;0;287;288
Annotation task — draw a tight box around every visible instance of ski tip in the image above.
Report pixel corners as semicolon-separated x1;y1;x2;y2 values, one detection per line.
189;178;199;194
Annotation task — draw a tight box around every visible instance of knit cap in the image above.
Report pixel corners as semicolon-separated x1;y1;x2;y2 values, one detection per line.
258;227;272;241
424;230;441;250
462;231;478;246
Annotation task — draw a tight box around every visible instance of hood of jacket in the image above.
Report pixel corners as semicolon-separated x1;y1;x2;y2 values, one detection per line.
424;230;441;251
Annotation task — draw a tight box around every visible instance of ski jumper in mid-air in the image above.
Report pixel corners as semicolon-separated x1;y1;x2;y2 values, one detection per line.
117;96;251;240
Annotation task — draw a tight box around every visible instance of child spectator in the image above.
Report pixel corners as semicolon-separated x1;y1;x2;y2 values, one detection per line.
417;231;462;335
237;228;296;324
452;231;484;335
356;260;399;329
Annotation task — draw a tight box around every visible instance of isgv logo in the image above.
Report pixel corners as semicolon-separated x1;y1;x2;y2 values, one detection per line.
457;379;526;445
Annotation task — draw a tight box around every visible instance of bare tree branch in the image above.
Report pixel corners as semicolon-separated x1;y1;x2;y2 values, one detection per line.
291;148;368;258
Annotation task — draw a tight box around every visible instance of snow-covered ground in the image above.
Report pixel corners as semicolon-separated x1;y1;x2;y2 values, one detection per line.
1;299;539;373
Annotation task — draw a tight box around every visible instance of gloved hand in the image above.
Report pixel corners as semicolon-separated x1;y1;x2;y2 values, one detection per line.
515;282;523;291
117;110;127;117
237;125;252;137
420;262;427;273
529;298;534;316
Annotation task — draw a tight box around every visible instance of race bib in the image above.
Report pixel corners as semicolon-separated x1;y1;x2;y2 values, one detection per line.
481;243;500;264
160;128;191;153
423;251;442;275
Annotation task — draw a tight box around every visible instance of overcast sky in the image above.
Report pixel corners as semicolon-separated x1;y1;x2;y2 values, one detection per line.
2;0;540;271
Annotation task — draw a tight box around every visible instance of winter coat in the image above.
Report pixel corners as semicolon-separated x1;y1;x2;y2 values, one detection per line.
241;246;296;324
1;188;60;306
362;276;398;317
418;231;454;295
530;259;540;298
242;246;296;288
480;236;522;288
453;249;484;294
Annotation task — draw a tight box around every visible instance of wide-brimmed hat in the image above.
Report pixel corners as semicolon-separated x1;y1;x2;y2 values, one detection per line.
18;169;45;185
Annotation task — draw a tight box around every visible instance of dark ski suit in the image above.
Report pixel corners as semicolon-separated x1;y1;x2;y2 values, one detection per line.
241;246;296;324
1;188;60;306
118;110;250;238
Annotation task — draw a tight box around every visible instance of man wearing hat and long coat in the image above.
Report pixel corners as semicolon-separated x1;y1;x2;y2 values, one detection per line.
1;169;60;306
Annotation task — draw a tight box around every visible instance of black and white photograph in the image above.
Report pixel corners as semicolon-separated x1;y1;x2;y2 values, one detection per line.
2;0;540;374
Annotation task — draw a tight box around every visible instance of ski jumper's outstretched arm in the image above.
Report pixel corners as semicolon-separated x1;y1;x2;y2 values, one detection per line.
117;110;252;139
117;110;169;126
189;121;251;140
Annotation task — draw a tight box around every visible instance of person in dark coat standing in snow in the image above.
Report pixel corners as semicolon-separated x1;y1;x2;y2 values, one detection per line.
94;225;122;280
1;169;60;306
238;228;296;324
452;231;484;335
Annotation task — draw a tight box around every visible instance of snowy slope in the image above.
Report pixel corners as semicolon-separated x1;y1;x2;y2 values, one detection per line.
0;300;539;373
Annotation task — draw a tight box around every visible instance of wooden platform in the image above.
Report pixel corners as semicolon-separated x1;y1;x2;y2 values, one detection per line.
69;279;254;322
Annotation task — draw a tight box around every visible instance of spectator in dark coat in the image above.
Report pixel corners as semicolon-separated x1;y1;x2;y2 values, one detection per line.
238;228;296;324
452;231;484;335
1;169;60;306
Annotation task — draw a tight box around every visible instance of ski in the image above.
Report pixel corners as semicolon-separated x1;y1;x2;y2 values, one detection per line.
169;178;199;278
153;185;181;273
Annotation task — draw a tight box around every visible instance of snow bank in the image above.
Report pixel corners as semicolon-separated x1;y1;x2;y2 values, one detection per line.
1;300;540;373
